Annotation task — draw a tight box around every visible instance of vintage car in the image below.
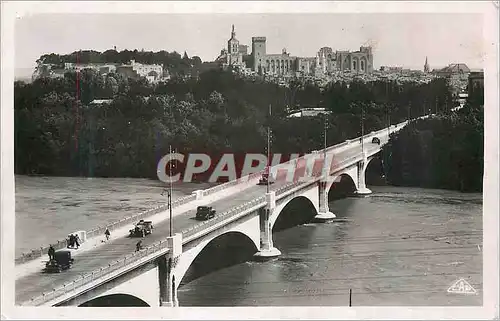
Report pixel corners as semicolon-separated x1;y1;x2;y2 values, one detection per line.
45;250;74;273
129;220;154;237
372;137;381;145
196;206;216;221
257;172;275;186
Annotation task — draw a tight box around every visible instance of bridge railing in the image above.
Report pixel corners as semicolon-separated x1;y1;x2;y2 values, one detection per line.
24;196;271;307
202;171;265;197
182;197;267;242
15;193;196;265
17;122;409;265
85;193;197;239
207;120;410;198
200;126;370;199
25;236;174;307
274;154;361;198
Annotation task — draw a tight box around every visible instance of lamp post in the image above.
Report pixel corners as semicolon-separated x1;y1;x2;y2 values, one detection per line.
387;103;391;138
386;81;391;138
168;145;173;237
361;104;365;156
161;145;175;237
323;112;328;179
266;104;272;194
407;101;412;124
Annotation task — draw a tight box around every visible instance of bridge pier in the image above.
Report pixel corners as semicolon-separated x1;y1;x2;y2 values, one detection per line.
314;180;336;222
355;156;372;196
159;233;182;307
254;192;281;261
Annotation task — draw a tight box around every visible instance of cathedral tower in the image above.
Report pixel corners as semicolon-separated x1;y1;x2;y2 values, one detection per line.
228;24;239;54
227;25;243;67
424;56;430;73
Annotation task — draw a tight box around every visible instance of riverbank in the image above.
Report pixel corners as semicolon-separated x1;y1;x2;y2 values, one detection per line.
380;105;483;193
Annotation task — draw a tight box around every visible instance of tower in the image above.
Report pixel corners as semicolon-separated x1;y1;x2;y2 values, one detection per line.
251;37;267;73
424;56;430;73
227;24;239;55
227;24;242;66
359;46;373;73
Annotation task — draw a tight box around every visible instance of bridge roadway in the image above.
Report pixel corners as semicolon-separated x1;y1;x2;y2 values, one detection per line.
15;142;377;305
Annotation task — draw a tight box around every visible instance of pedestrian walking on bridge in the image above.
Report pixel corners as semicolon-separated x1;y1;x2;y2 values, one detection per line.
136;240;143;252
48;245;55;261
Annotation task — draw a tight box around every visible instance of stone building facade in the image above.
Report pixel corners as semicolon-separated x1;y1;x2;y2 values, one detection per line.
217;25;374;77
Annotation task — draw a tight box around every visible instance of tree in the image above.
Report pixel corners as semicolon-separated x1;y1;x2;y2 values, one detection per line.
17;63;479;191
104;75;119;98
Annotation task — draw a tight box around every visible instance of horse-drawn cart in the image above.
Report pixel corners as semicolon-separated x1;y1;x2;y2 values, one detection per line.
45;250;74;273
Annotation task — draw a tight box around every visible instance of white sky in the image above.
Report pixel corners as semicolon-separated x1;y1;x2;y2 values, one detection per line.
15;12;484;72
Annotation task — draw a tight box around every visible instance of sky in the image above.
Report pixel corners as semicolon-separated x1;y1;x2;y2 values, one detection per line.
14;13;484;76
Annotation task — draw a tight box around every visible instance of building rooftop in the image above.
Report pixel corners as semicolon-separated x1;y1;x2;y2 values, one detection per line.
90;99;113;105
440;63;470;73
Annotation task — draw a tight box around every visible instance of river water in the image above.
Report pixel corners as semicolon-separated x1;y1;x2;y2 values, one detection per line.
178;186;483;306
14;176;482;306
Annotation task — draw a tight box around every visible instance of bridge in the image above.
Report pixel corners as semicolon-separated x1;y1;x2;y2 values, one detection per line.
15;121;410;307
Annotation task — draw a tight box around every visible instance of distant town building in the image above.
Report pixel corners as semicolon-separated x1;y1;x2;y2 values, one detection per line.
33;59;168;84
115;60;165;83
468;70;484;96
380;66;403;72
64;62;117;75
433;63;470;78
432;63;471;95
89;99;113;106
287;107;331;118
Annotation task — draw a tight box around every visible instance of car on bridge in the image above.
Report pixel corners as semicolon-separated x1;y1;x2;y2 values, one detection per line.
372;137;381;145
44;250;74;273
129;220;154;237
257;173;275;185
196;206;216;221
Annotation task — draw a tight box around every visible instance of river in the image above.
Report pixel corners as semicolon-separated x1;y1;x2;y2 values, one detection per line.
14;176;482;306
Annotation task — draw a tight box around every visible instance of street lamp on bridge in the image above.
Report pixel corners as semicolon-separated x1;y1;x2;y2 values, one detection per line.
360;103;365;156
265;104;273;194
323;111;328;179
161;145;175;237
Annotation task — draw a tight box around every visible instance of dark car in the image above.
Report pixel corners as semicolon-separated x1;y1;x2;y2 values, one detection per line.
45;250;74;273
257;173;275;186
372;137;381;145
129;220;153;237
196;206;216;221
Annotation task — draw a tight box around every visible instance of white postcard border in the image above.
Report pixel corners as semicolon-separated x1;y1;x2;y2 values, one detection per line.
1;1;498;319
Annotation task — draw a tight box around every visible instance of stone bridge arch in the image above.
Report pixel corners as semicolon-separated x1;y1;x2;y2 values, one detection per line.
78;293;150;307
69;262;160;307
172;217;261;297
269;187;319;231
364;154;385;184
328;166;359;196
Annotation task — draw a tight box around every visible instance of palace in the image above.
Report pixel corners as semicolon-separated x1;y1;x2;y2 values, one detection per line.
216;25;374;77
